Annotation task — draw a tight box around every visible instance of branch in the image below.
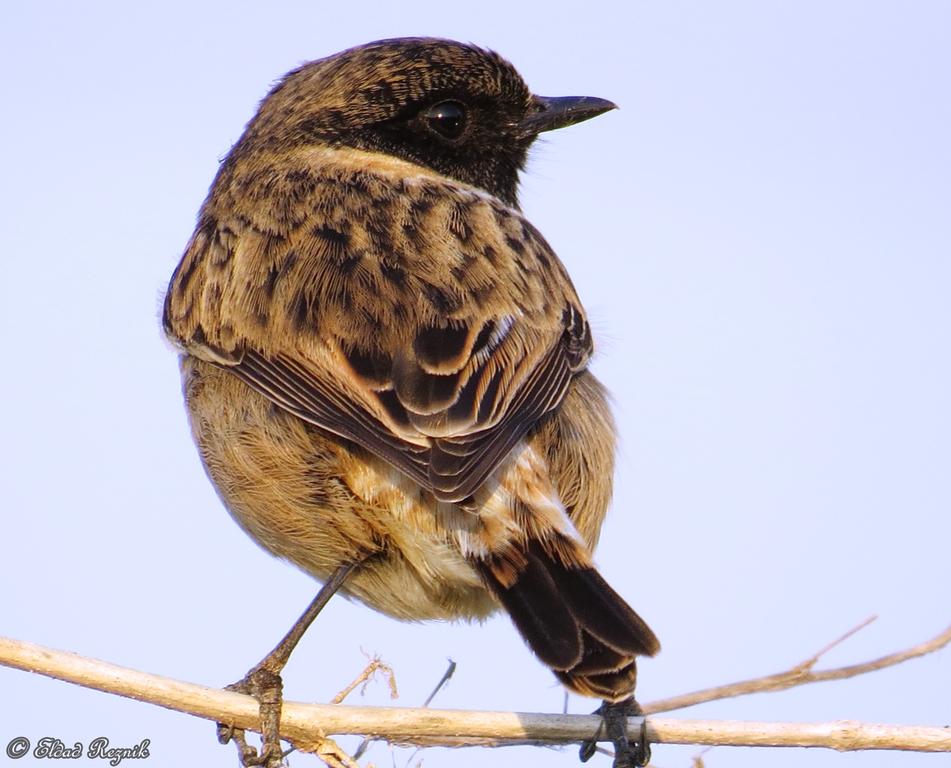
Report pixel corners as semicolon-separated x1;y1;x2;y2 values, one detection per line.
1;635;949;754
643;619;951;714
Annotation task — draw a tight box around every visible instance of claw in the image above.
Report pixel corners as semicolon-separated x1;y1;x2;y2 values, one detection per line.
216;667;286;767
582;698;651;768
632;717;650;767
579;717;603;762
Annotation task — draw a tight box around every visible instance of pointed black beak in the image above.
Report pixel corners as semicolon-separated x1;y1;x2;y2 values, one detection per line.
519;95;618;137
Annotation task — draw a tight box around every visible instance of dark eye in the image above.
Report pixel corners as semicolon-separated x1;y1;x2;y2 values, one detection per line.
422;100;467;140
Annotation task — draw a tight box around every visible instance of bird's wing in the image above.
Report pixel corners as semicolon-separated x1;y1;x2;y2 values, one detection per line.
164;165;592;501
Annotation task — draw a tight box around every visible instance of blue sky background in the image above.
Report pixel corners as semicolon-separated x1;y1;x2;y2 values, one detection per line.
2;2;949;767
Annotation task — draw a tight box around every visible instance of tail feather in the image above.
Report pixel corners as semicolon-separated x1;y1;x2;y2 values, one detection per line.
477;538;659;702
569;632;630;675
487;547;582;670
555;660;639;701
543;553;660;657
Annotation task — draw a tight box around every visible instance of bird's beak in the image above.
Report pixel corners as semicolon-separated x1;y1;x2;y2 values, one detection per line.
519;95;618;136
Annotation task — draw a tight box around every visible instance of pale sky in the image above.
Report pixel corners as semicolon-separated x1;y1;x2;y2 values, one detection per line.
2;2;949;768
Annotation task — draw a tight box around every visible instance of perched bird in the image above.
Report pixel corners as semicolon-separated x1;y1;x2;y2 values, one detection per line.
164;37;659;766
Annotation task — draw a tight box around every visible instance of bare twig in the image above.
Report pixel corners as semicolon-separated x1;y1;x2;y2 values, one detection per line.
643;620;951;715
392;658;460;766
353;657;457;762
330;655;398;705
315;657;401;767
422;658;457;707
297;735;363;768
1;631;949;753
802;615;878;667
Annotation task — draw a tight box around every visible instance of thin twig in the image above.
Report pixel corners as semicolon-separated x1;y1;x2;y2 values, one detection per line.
330;656;398;705
422;658;457;707
690;747;712;768
643;621;951;715
395;659;459;766
353;657;457;762
320;657;400;767
802;615;877;669
299;736;363;768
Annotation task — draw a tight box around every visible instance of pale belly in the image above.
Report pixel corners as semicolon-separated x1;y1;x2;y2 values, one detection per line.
181;356;498;621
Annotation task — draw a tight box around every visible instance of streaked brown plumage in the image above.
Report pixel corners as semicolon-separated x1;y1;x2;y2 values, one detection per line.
164;36;659;741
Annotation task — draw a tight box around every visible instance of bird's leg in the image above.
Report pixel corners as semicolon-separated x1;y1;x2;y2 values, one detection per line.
217;563;357;768
579;697;650;768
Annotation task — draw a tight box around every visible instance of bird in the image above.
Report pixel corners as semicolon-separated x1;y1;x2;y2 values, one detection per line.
163;37;660;767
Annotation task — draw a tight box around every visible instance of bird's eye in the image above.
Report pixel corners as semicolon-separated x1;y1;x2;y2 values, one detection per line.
422;101;467;140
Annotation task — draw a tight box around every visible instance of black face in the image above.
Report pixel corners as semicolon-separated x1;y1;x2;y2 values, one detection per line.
361;87;539;207
243;38;614;207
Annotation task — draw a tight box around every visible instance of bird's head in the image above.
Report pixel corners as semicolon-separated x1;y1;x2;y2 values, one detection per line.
236;37;616;207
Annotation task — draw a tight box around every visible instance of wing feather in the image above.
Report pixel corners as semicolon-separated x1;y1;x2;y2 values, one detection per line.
164;155;594;502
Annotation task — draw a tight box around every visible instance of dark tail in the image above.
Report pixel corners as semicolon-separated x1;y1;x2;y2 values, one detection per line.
476;539;660;702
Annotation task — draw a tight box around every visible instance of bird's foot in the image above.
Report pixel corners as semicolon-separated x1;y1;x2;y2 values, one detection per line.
212;566;357;767
217;666;288;768
579;697;650;768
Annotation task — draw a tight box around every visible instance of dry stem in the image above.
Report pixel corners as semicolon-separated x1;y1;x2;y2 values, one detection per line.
643;619;951;714
330;655;398;705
